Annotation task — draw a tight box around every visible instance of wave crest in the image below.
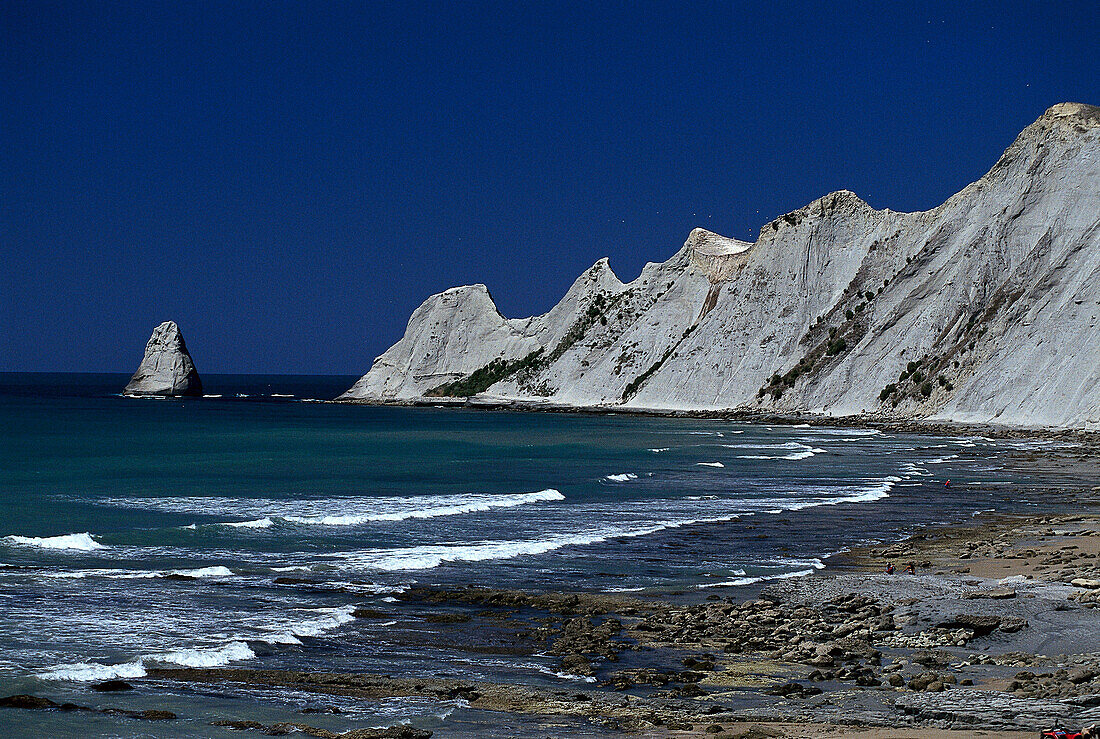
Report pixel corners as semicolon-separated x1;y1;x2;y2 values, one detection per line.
4;532;104;551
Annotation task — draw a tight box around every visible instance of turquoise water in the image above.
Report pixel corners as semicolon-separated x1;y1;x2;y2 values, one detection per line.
0;373;1053;736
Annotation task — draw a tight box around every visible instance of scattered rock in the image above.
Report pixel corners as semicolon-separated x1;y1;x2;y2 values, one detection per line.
92;680;134;692
0;694;59;709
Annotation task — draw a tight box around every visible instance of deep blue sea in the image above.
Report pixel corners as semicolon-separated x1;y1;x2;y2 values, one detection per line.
0;373;1065;736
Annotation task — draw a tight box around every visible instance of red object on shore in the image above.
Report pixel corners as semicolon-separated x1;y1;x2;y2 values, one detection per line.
1041;729;1083;738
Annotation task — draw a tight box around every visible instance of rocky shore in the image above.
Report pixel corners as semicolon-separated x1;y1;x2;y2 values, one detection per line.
6;474;1100;736
10;510;1092;736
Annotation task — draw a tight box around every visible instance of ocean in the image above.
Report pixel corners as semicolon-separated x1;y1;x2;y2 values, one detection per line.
0;373;1062;736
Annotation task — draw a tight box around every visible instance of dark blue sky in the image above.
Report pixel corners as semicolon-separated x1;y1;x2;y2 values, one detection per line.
3;1;1098;374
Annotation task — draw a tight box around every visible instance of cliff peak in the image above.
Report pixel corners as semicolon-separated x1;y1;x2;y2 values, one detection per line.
1040;102;1100;125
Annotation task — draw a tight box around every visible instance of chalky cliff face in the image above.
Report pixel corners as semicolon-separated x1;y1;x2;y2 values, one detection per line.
342;103;1100;429
124;321;203;396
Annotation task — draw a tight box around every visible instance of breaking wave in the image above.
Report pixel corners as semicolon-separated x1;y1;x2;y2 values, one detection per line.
4;532;105;551
604;473;638;482
332;515;742;572
98;489;565;528
222;518;275;529
284;489;565;526
728;442;826;460
38;606;357;682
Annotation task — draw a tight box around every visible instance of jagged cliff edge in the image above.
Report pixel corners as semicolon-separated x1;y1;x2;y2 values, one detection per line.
340;103;1100;430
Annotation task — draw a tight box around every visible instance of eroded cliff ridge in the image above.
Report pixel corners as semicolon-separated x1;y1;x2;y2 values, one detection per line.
341;103;1100;429
124;321;203;397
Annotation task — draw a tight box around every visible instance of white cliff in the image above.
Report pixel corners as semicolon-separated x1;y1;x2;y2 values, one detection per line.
124;321;203;396
341;103;1100;429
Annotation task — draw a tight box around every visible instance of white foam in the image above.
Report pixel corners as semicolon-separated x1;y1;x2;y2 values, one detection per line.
723;441;810;450
697;462;724;468
782;449;822;460
4;532;104;551
38;659;148;682
259;605;356;645
333;515;740;572
203;394;223;398
270;393;294;398
39;568;154;580
698;568;817;588
223;518;274;529
154;640;256;668
927;454;959;464
823;476;899;505
604;473;638;482
36;565;232;580
900;462;931;477
547;669;598;683
167;565;235;579
648;448;670;453
102;489;565;528
285;489;564;526
727;441;825;460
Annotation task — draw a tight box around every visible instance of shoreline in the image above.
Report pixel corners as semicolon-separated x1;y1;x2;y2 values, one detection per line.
157;510;1100;735
14;508;1096;737
334;395;1100;442
4;436;1099;737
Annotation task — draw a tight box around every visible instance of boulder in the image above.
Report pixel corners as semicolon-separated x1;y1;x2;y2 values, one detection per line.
124;321;202;396
91;680;133;692
0;694;58;709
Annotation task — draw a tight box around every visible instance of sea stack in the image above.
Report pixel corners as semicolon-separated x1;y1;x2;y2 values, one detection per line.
124;321;203;396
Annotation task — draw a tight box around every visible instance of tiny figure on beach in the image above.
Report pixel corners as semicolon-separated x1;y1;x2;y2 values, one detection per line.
885;563;895;574
905;562;916;575
944;479;952;489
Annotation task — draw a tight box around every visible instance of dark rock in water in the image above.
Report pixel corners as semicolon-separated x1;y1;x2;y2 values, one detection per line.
210;719;431;738
937;613;1001;635
421;613;471;624
211;719;267;730
0;694;59;709
937;612;1028;636
92;679;134;692
766;681;821;699
124;321;202;396
103;707;177;720
343;728;433;739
